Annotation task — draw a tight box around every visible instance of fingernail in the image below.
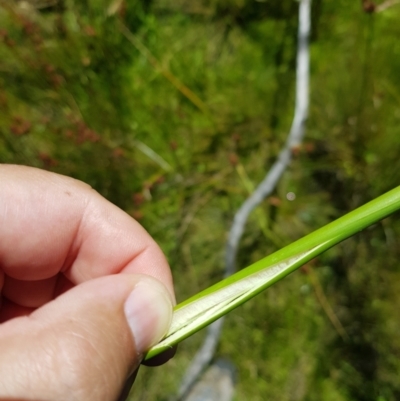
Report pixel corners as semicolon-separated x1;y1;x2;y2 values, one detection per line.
124;280;173;354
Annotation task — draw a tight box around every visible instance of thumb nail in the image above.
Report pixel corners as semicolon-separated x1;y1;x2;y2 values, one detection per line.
124;280;173;354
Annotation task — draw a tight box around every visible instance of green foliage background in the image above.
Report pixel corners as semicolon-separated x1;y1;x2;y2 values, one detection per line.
1;0;400;400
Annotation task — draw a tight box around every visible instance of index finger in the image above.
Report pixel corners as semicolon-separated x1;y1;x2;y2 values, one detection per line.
0;164;174;298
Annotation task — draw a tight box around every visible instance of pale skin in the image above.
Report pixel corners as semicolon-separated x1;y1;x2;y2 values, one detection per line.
0;164;176;401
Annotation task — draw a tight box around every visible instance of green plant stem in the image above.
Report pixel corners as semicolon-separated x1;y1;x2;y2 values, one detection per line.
145;186;400;360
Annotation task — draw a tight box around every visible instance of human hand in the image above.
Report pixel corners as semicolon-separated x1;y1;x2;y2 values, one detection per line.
0;164;175;401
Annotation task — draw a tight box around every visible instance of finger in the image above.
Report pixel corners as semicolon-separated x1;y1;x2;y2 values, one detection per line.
0;298;34;323
0;276;73;321
0;274;173;401
0;164;175;304
2;275;58;308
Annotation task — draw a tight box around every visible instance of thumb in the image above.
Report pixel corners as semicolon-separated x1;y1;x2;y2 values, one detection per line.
0;274;173;401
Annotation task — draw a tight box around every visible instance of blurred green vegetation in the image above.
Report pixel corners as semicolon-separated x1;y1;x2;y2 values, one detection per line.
1;0;400;400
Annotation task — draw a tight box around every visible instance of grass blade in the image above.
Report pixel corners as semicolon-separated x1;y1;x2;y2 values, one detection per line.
145;186;400;360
